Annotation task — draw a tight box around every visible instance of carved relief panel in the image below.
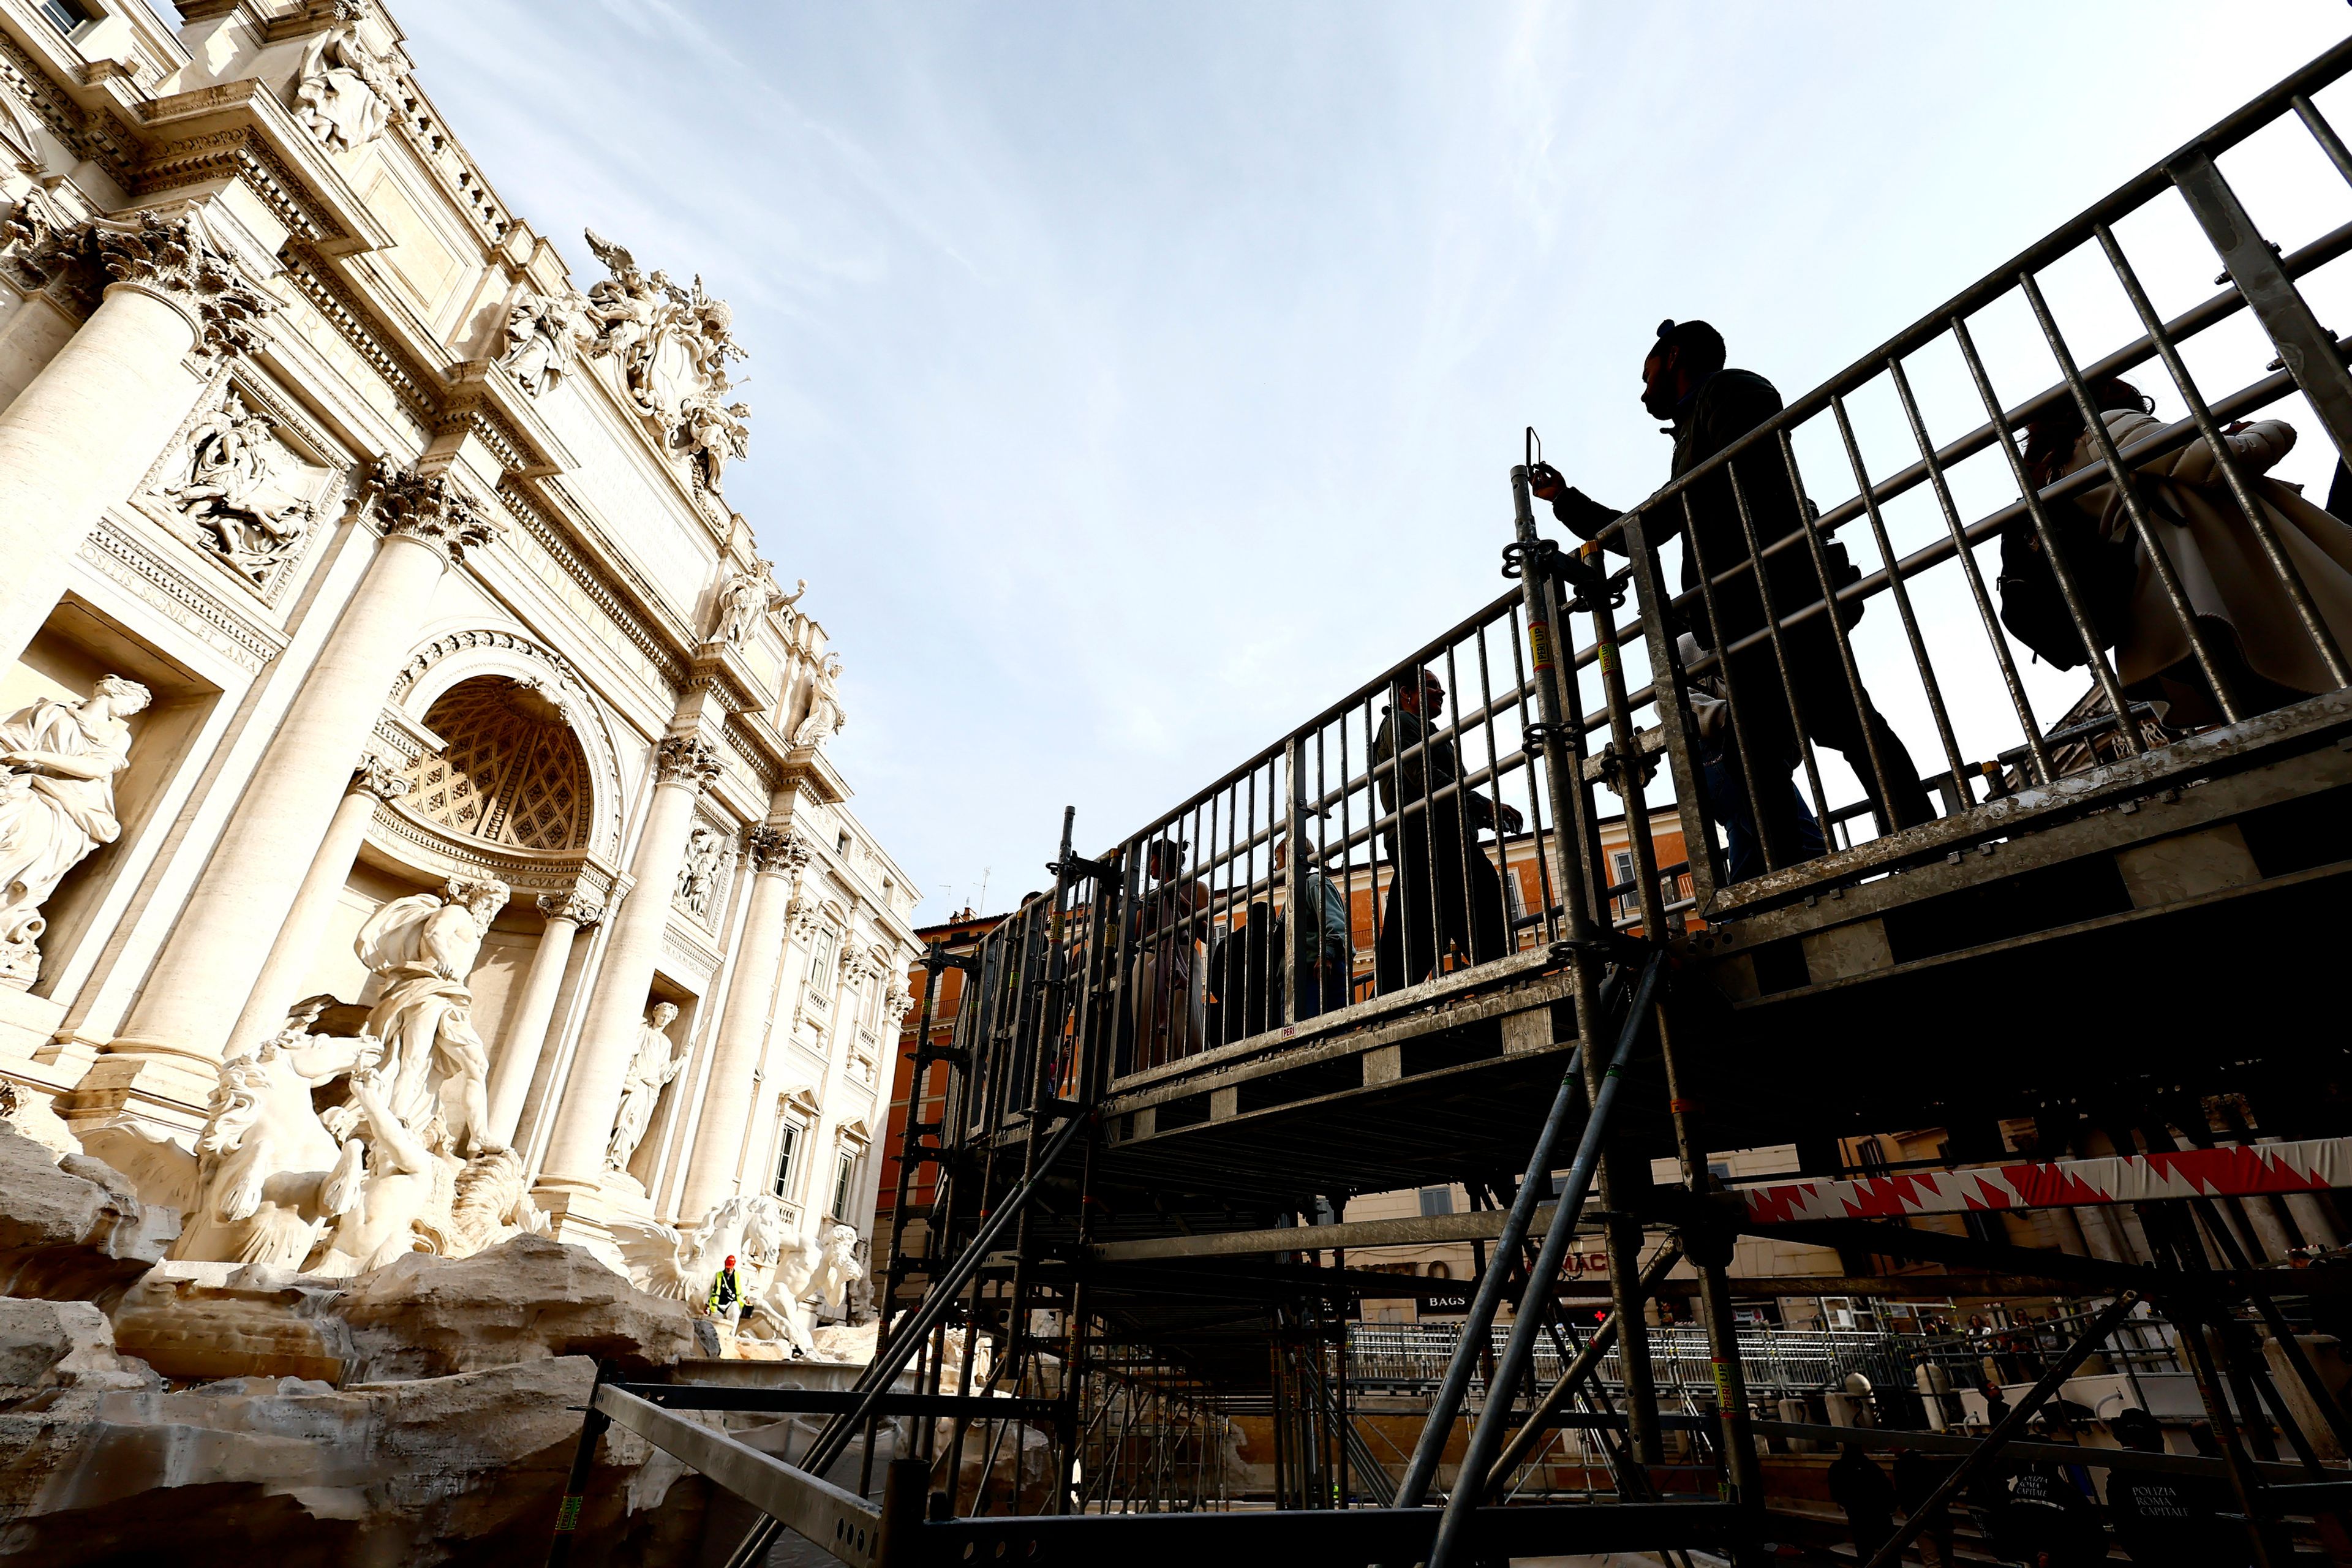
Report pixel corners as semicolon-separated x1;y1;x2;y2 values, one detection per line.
134;376;344;599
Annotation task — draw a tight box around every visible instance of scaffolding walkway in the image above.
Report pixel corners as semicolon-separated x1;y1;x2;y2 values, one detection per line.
551;34;2352;1568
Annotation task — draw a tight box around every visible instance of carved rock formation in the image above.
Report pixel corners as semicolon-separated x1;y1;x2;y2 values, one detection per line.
334;1234;712;1383
0;1297;159;1402
0;1121;178;1304
0;1355;709;1566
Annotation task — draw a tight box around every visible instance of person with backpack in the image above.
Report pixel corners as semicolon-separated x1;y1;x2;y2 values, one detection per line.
1532;320;1936;875
2006;375;2352;727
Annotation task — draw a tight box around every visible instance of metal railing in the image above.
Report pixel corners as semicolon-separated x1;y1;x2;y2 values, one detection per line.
934;38;2352;1127
1573;37;2352;914
1346;1310;2183;1406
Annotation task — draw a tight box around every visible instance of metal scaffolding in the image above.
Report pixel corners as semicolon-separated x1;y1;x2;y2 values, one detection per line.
551;34;2352;1568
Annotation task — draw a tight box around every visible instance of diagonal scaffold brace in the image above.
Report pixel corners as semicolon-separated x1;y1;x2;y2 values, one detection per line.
1390;949;1658;1513
1422;948;1665;1568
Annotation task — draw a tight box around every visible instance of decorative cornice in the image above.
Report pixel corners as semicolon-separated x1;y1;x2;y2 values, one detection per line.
654;733;723;790
500;478;690;690
132;118;345;247
281;247;441;424
364;459;499;562
537;891;606;928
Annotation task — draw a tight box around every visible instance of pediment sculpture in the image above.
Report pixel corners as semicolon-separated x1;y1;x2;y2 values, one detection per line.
0;674;151;989
496;285;590;398
292;1;397;156
159;391;317;581
581;228;751;492
84;875;541;1276
709;560;804;647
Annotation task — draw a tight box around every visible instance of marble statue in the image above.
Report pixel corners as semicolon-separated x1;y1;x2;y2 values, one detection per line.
810;1221;866;1318
791;654;845;750
674;825;728;918
496;287;589;398
646;1193;826;1356
354;876;509;1158
172;1007;370;1267
292;2;395;154
307;1054;442;1278
709;561;801;647
162;392;314;580
679;391;753;492
0;674;151;989
606;1001;686;1173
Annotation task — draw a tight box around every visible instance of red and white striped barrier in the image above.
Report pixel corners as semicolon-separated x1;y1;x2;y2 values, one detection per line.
1741;1137;2352;1225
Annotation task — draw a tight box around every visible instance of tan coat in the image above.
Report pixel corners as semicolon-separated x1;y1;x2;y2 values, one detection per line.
2065;410;2352;706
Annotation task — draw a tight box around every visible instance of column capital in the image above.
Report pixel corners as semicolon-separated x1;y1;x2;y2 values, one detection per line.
654;733;723;791
364;459;500;562
2;202;274;362
536;890;606;927
350;753;410;802
746;824;811;876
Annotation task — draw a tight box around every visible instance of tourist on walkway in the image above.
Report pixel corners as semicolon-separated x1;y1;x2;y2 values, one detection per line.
1371;668;1521;992
1532;319;1934;866
1273;834;1352;1020
2020;376;2352;728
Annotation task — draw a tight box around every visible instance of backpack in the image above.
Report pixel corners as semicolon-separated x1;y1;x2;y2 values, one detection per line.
1996;509;2135;669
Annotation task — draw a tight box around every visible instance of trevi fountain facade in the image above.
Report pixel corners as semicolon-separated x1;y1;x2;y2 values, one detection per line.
0;2;929;1559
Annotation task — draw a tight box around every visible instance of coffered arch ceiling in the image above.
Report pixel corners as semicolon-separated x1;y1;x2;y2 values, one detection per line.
401;676;591;852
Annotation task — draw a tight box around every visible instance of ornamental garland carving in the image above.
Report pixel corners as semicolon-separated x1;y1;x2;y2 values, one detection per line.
580;228;750;494
364;460;499;561
0;202;272;361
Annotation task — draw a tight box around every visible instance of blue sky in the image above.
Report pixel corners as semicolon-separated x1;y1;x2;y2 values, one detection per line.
399;2;2352;919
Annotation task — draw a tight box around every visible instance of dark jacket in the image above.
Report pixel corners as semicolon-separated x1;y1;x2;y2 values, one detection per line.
1992;1464;2106;1567
1549;368;1832;651
1828;1446;1898;1523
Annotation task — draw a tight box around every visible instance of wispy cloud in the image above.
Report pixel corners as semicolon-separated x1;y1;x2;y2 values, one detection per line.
398;0;2352;916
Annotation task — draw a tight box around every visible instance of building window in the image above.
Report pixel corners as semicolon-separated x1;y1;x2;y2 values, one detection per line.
1418;1185;1453;1218
39;0;95;37
773;1119;804;1199
809;929;837;1004
832;1149;859;1220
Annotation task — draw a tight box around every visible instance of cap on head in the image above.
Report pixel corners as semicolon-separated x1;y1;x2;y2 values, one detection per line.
1651;318;1727;379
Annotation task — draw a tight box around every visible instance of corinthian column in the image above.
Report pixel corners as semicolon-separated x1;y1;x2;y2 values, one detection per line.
677;825;807;1219
113;465;498;1066
0;206;273;662
225;755;410;1052
484;891;605;1149
537;735;721;1191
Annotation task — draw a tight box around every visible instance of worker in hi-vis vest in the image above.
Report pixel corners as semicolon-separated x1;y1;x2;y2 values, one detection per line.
708;1254;743;1321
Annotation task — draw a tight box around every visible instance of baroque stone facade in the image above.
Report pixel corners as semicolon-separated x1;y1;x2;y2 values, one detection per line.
0;0;919;1306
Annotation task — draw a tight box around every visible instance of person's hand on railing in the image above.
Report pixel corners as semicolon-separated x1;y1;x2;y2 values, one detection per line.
1496;801;1525;835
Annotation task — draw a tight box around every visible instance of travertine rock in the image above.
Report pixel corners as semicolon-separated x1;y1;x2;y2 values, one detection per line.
110;1264;352;1385
336;1233;708;1382
0;1297;159;1401
0;1121;176;1303
0;1355;707;1567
